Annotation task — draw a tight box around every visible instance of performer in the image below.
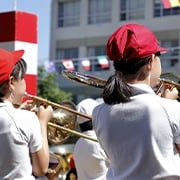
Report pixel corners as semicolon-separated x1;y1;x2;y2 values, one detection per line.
0;48;53;179
92;23;180;179
74;98;108;180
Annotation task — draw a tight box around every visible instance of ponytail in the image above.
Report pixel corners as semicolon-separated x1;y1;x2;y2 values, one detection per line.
103;56;151;105
102;71;132;104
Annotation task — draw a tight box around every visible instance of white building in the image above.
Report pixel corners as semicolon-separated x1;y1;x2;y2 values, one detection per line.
49;0;180;102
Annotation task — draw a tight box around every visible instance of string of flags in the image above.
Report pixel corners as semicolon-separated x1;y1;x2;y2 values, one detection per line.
43;55;110;72
62;59;75;71
80;58;91;71
44;60;56;72
162;0;180;8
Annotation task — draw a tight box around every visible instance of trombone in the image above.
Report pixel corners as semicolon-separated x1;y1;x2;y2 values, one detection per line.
62;70;180;99
25;92;91;120
48;122;97;142
24;93;97;143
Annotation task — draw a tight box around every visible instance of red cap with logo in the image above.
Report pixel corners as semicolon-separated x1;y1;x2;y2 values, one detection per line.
106;23;167;61
0;48;24;84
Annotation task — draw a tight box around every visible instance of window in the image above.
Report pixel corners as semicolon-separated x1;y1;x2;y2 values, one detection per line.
56;48;79;59
160;40;179;69
87;46;106;57
58;0;80;27
56;48;79;72
88;0;112;24
154;0;180;17
120;0;145;21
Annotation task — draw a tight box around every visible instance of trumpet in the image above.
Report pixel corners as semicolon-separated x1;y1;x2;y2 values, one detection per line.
24;93;97;143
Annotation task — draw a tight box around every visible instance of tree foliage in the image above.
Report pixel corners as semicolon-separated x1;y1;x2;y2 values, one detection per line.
37;66;72;103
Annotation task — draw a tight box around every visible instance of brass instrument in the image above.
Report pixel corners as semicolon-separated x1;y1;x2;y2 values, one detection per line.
62;70;106;88
156;78;180;95
155;73;180;98
24;93;97;143
25;93;91;119
62;70;180;98
47;153;62;175
47;151;76;178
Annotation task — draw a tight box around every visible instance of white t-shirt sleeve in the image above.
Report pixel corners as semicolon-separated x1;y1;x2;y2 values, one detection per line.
19;109;43;153
28;112;43;153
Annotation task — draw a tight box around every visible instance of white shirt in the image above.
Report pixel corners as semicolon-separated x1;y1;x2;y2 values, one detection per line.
93;84;180;180
0;102;42;180
74;130;108;180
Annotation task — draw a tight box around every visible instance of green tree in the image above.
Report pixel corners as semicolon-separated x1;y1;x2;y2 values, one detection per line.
37;66;72;103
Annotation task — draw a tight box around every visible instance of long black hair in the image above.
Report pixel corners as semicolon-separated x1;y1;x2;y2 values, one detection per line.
102;56;152;105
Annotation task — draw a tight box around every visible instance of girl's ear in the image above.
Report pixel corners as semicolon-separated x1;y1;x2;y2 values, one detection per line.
8;76;15;90
147;55;154;70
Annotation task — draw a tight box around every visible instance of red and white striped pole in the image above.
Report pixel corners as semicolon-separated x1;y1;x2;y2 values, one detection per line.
0;11;38;95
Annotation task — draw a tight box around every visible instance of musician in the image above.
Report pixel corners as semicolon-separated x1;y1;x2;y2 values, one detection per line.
0;48;53;179
74;98;108;180
92;23;180;179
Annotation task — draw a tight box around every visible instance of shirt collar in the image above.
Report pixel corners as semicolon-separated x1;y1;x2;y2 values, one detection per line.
1;100;14;107
129;83;155;95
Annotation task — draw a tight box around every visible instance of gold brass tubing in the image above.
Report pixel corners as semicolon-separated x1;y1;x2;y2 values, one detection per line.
25;93;91;120
48;122;97;142
159;78;180;89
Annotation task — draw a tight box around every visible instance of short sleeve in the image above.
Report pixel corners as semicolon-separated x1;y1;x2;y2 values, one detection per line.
27;112;43;153
17;109;43;153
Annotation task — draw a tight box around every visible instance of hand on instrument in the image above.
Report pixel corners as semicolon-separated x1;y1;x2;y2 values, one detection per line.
37;105;53;125
19;99;35;111
158;85;178;100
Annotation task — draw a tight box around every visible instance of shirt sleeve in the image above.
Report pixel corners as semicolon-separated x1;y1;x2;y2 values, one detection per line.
22;110;43;153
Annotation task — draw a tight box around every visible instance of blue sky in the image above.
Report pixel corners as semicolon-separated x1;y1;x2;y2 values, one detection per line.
0;0;51;64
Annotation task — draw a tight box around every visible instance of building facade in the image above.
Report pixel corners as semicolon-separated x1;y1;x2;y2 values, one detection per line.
49;0;180;102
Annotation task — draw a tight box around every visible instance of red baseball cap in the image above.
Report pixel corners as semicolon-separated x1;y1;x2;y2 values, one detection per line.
106;23;167;61
0;48;24;84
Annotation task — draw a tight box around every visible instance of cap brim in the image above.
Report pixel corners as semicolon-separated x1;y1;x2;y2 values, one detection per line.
157;46;168;54
12;50;25;64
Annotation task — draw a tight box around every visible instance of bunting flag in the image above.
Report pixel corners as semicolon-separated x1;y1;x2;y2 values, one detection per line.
80;58;90;71
62;59;75;70
44;60;56;72
162;0;180;8
97;56;109;69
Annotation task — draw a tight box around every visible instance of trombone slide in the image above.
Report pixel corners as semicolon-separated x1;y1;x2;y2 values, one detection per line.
48;122;97;142
25;93;91;120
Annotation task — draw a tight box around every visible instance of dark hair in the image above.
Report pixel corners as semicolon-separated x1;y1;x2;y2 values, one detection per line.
59;100;77;121
10;58;27;80
0;58;27;99
60;100;76;110
102;56;152;104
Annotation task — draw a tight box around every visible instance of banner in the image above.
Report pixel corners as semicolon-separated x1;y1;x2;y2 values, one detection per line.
44;60;56;72
80;58;90;71
62;59;74;71
162;0;180;8
97;56;109;69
